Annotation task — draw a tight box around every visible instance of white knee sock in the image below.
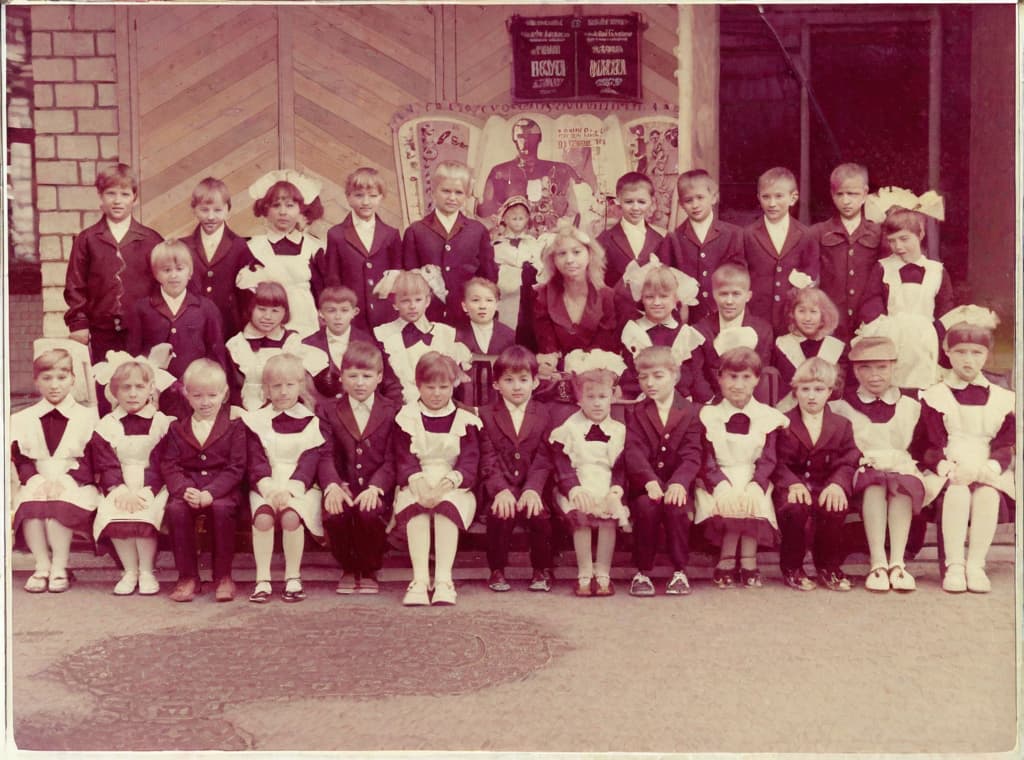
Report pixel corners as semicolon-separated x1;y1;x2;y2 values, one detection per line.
594;523;616;579
137;536;158;575
111;537;139;574
45;519;73;576
573;527;594;580
406;515;431;585
861;486;888;568
887;494;912;567
966;487;1000;569
282;526;305;580
941;485;971;566
433;515;460;585
22;519;50;574
251;527;274;582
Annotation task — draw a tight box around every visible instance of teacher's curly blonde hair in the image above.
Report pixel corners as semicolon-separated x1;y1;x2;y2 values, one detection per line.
539;222;607;291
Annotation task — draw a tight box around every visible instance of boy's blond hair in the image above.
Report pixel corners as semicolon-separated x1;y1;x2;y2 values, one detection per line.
711;262;751;291
392;270;432;300
33;348;74;378
345;167;386;196
791;356;837;389
190;177;231;209
431;160;472;189
676;168;718;196
95;163;138;194
150;238;193;273
829;163;868;192
634;345;680;375
757;166;797;192
182;358;227;391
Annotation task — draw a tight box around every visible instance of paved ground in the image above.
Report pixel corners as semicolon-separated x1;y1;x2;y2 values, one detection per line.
6;553;1019;756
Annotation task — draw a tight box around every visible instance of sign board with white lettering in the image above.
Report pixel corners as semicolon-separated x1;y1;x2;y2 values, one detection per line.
509;14;643;102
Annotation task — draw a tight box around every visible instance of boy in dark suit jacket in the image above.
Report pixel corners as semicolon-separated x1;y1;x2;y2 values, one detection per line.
774;357;859;592
455;278;516;408
63;163;162;367
742;167;820;334
160;360;248;603
317;341;400;594
692;263;773;403
624;346;704;596
181;177;249;338
479;346;559;592
658;169;744;324
301;286;373;403
598;172;664;289
126;239;227;419
402;160;497;325
312;167;403;333
810;163;883;341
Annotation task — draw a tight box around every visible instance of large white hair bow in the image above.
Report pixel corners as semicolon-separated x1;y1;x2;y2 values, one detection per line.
92;347;176;406
248;169;322;204
622;255;699;306
712;326;758;356
938;304;999;331
563;349;626;379
864;186;945;223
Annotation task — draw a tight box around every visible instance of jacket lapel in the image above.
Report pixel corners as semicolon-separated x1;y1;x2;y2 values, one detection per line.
194;408;232;451
778;220;802;259
334;397;363;441
491;400;520;443
786;408;815;452
342;217;370;257
663;393;689;434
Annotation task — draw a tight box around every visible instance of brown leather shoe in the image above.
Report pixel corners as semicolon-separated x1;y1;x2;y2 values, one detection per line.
214;577;236;602
169;578;200;603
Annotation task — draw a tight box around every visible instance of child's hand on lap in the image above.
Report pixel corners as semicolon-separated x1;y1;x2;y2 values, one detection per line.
742;482;764;515
518;489;543;518
323;483;350;514
42;480;66;500
664;483;687;507
713;482;738;516
645;481;664;501
568;486;597;513
198;490;214;507
269;490;291;509
354;487;382;512
788;483;812;505
492;489;517;519
819;483;848;511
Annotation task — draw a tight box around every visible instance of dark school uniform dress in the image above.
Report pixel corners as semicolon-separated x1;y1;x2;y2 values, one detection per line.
402;212;497;324
857;255;955;390
619;315;706;400
64;216;162;363
624;393;703;573
454;320;517;408
89;405;173;546
318;393;400;575
160;408;249;582
313;213;403;333
126;291;228;418
11;397;101;536
658;215;744;325
391;402;482;532
182;224;249;338
694;399;788;546
742;217;820;335
299;325;374;402
597;222;664;289
691;312;774;404
479;398;556;573
773;407;860;574
829;386;934;514
917;377;1015;516
811;215;882;340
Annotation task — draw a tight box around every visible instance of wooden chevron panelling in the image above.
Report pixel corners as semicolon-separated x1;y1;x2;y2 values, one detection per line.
133;5;281;238
127;4;677;238
453;4;680;105
291;5;436;228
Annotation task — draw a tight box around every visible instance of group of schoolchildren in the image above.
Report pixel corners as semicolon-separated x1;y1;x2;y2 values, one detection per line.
10;155;1014;607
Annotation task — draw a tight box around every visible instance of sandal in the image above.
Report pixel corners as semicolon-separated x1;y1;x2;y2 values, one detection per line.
48;574;70;593
248;580;272;604
24;573;49;594
282;578;306;603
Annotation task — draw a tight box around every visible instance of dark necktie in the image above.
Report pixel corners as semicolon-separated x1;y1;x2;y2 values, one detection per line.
724;412;750;435
584;424;611;443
